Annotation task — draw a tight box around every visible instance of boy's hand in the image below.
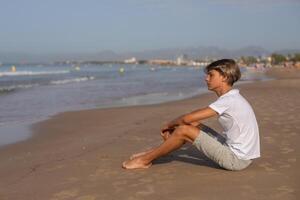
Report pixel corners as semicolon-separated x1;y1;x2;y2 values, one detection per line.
160;130;170;141
160;125;176;141
161;124;170;133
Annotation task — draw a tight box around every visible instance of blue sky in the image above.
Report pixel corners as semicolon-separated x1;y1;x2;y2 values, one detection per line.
0;0;299;54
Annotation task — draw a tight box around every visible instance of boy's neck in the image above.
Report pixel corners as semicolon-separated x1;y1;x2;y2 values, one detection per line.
215;85;232;97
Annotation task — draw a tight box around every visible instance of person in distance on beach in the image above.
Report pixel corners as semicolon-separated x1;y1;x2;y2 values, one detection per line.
122;59;260;171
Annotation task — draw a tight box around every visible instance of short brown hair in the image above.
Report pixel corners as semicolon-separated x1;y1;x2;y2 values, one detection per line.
205;59;241;86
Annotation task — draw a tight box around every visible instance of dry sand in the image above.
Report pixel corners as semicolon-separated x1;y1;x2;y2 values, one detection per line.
0;68;299;200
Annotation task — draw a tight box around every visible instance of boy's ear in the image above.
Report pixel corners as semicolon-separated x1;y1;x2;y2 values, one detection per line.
222;76;231;85
221;75;228;82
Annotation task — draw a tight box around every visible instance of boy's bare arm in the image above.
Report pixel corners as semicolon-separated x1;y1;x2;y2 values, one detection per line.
183;107;217;124
162;107;217;132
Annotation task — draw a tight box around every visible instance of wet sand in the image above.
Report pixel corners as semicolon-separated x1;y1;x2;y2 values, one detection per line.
0;68;299;200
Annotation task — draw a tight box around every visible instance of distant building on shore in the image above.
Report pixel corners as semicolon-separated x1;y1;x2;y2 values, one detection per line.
124;57;137;64
148;59;175;65
176;54;189;65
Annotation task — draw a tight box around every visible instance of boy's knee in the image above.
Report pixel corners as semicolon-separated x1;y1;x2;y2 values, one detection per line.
174;125;199;140
175;125;189;134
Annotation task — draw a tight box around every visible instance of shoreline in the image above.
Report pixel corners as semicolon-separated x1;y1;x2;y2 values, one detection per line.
0;67;269;147
0;79;267;148
0;67;299;200
0;79;269;152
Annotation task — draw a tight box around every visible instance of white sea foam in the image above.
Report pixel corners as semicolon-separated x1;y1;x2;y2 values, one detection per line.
0;70;69;77
117;88;208;107
50;76;95;85
0;83;39;93
0;76;95;93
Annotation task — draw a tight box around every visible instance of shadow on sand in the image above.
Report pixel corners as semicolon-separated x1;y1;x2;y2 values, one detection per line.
153;145;221;170
153;124;225;170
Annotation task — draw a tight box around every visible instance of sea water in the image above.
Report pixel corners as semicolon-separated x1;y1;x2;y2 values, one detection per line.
0;63;269;146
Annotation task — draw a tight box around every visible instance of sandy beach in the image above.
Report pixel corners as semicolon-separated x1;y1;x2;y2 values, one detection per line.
0;68;299;200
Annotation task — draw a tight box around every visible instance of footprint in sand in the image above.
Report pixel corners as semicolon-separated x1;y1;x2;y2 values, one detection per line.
283;133;294;138
125;185;155;199
280;141;290;146
50;188;79;200
240;185;256;194
290;132;297;136
287;158;297;163
78;159;89;166
129;178;155;187
140;178;154;184
135;185;155;196
280;147;294;154
112;180;128;193
287;116;294;121
88;168;107;181
273;121;281;125
282;128;291;133
89;167;119;181
258;162;276;172
60;177;80;185
46;164;65;172
279;164;291;168
75;195;97;200
263;136;275;144
195;171;223;177
277;186;294;193
131;135;149;141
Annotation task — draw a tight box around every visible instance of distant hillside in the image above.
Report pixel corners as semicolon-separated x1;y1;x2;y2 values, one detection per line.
124;46;270;60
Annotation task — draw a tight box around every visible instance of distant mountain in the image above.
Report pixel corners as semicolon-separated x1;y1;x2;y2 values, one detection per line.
231;46;270;57
47;50;121;62
0;46;299;63
124;46;271;60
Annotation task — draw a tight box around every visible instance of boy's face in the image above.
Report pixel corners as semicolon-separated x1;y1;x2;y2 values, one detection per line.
205;69;226;91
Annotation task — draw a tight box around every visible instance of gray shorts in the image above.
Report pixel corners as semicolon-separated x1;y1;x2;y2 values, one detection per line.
193;128;252;171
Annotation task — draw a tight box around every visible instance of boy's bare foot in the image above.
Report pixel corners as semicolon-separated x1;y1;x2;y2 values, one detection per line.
122;158;152;169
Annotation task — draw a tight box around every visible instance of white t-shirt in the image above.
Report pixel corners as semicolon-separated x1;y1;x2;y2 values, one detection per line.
209;89;260;160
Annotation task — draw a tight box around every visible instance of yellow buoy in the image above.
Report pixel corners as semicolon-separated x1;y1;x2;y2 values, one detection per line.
11;65;16;72
119;67;125;73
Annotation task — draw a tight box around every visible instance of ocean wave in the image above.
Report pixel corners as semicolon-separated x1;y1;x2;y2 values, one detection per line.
0;70;70;77
50;76;95;85
0;76;95;94
0;83;38;94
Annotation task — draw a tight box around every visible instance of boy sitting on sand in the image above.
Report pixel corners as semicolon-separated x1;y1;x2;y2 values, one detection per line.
122;59;260;171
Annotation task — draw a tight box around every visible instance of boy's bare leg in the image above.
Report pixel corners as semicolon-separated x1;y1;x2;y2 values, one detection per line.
122;125;199;169
130;148;155;160
129;123;203;160
129;130;173;160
